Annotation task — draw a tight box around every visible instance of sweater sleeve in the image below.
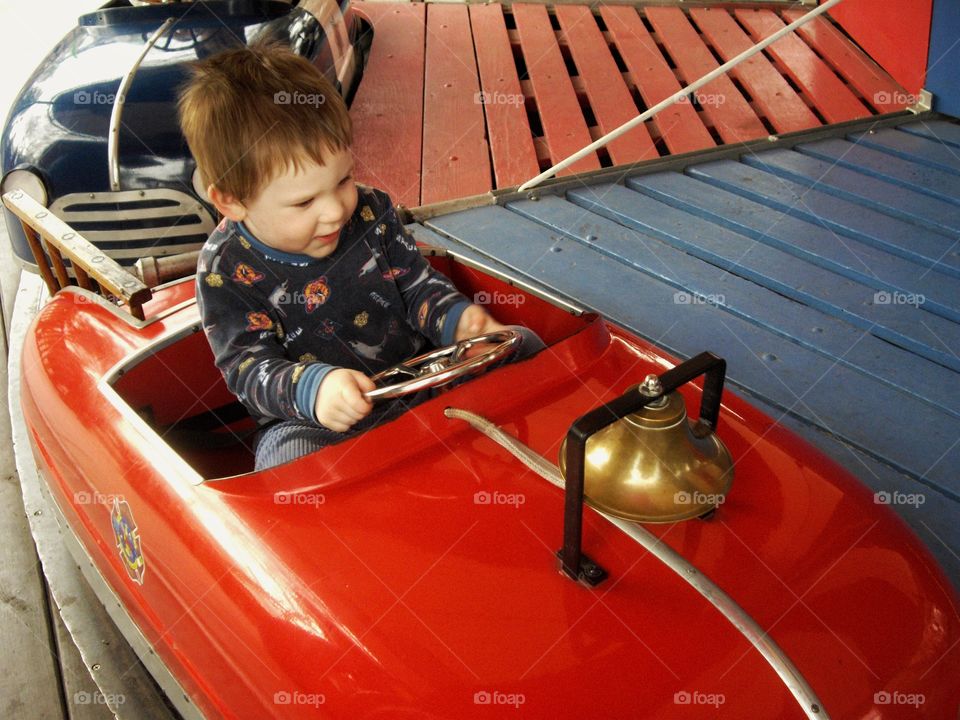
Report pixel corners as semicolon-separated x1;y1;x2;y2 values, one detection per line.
196;243;333;424
371;191;473;347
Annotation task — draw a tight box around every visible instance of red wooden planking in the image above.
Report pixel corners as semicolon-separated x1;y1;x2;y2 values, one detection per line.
350;2;425;208
691;8;818;135
783;9;909;114
600;6;714;155
734;9;869;124
469;4;540;188
421;4;491;205
554;5;657;166
645;7;767;144
512;3;600;175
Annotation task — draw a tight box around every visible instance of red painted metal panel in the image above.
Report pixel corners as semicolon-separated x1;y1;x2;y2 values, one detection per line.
784;10;910;114
350;2;425;208
735;9;869;124
469;4;540;189
692;8;818;135
600;6;714;155
554;5;657;166
421;4;492;205
645;7;767;144
512;3;600;175
826;0;932;96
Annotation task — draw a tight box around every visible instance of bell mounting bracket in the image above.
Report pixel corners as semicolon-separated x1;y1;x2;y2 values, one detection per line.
557;352;727;586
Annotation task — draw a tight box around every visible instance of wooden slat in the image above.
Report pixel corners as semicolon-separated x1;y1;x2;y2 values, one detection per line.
850;127;960;175
734;9;869;124
421;3;491;205
568;177;960;373
52;606;115;720
782;9;909;114
644;7;767;143
350;1;425;207
533;189;960;419
553;5;657;165
0;363;66;720
799;138;960;205
690;8;818;135
629;168;960;326
425;202;960;497
512;3;600;175
686;160;960;278
742;148;960;240
898;120;960;149
3;191;152;319
469;4;540;188
600;6;713;155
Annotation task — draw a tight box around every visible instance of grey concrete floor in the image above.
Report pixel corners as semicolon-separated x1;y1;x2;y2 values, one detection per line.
0;4;112;719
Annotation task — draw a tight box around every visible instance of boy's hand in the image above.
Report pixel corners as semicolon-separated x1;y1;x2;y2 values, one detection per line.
315;368;375;432
454;304;507;342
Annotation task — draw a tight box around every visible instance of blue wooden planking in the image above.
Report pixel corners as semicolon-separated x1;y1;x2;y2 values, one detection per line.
797;137;960;206
687;159;960;278
564;182;960;372
848;127;960;176
425;205;960;498
896;119;960;149
742;148;960;236
628;171;960;323
507;193;960;418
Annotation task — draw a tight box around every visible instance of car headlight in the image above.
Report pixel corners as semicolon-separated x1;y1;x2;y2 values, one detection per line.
191;167;209;203
1;168;48;207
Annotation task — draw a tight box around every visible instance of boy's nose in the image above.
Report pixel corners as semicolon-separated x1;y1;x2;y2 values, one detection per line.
318;198;347;225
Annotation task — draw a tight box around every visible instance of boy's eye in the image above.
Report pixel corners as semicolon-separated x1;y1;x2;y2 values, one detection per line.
339;175;352;186
296;198;313;208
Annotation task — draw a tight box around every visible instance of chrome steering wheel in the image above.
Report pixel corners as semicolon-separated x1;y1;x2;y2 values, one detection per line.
363;330;522;401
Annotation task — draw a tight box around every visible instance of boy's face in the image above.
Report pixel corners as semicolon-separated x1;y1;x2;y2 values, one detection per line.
217;148;358;259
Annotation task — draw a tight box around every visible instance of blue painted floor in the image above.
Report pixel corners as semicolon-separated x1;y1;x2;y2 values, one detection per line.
410;117;960;593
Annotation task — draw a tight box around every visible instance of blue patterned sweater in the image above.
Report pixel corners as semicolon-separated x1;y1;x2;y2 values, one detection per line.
195;187;470;426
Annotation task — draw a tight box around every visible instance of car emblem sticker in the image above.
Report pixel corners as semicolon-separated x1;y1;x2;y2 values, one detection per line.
111;497;145;585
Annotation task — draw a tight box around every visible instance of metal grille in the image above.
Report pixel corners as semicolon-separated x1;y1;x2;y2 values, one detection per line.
50;188;214;264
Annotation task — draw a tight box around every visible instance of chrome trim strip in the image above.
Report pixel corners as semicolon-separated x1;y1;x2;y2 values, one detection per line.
108;18;176;192
445;408;830;720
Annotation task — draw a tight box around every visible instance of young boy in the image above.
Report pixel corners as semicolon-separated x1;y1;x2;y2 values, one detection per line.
178;44;541;470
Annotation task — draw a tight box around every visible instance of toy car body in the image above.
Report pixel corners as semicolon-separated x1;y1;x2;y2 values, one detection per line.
5;1;960;718
7;182;959;718
1;0;365;269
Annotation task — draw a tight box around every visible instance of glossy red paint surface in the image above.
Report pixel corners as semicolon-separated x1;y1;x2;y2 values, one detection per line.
21;268;960;719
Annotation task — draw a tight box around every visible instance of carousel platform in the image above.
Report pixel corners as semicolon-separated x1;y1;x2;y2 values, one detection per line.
352;1;911;207
413;115;960;591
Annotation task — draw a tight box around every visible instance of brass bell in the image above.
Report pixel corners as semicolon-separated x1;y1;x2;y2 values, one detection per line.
559;375;734;523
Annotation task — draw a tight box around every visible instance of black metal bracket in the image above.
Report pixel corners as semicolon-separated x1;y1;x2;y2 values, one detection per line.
558;352;727;585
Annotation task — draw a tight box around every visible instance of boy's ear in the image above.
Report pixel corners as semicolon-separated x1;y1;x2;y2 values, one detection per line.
207;185;247;222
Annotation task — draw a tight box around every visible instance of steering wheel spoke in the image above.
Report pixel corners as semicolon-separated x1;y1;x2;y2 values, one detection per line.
364;330;522;401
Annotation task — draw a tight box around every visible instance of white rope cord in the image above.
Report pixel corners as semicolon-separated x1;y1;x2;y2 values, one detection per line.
518;0;847;192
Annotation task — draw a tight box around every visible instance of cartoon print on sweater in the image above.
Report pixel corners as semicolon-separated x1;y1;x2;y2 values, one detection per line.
268;281;290;316
246;312;273;332
359;247;382;278
382;267;409;281
314;318;341;340
349;336;386;360
233;262;264;286
303;277;330;312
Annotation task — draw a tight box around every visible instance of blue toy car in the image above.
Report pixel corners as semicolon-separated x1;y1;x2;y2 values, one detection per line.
1;0;367;271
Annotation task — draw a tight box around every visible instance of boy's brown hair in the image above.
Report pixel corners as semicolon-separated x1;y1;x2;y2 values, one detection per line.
178;44;353;202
